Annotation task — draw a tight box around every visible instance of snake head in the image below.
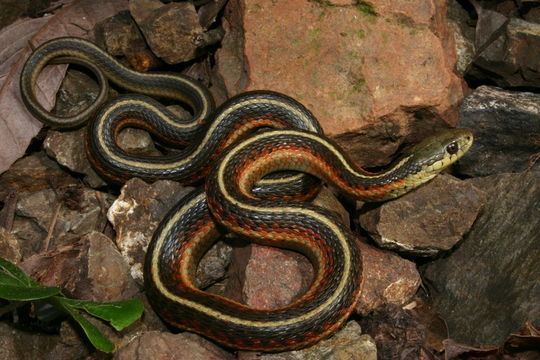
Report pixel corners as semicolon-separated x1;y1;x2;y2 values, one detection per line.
405;128;474;178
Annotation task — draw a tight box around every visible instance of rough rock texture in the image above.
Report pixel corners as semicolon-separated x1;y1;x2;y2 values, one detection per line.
359;175;485;256
467;5;540;88
217;0;465;166
446;0;476;75
0;322;59;360
423;171;540;346
355;241;421;315
16;185;114;250
0;228;21;263
457;86;540;177
0;151;77;200
113;331;235;360
20;232;140;302
258;321;377;360
95;10;160;72
107;178;193;281
360;303;444;359
130;0;205;64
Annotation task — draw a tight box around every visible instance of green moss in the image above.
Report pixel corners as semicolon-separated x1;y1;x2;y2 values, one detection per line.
356;29;367;39
312;0;335;7
309;28;323;51
351;76;366;93
347;51;361;60
356;1;377;17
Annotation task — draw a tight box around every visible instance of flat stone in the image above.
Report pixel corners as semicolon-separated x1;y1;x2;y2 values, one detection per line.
457;86;540;177
359;175;484;256
422;171;540;346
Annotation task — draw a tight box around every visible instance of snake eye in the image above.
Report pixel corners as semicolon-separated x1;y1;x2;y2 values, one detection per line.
446;142;459;155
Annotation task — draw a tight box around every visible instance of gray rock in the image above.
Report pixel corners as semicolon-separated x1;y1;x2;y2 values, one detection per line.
359;175;484;256
457;86;540;177
423;171;540;346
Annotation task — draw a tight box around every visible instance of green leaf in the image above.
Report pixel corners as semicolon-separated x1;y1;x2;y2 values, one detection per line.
53;298;115;353
0;257;38;287
0;284;61;300
60;298;144;331
84;300;143;331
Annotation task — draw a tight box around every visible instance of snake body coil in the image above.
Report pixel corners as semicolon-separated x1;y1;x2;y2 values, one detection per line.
21;36;474;351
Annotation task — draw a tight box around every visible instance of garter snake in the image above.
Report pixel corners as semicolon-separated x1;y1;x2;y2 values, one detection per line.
145;128;472;351
21;36;474;351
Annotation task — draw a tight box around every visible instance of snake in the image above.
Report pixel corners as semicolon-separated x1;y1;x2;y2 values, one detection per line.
21;36;474;351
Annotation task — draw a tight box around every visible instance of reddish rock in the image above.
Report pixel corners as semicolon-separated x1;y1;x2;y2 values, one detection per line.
217;0;465;144
355;241;421;315
242;244;314;310
234;187;348;309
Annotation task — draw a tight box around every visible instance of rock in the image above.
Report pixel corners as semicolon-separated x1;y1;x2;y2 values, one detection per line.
257;321;377;360
214;10;247;98
107;179;196;281
113;331;235;360
240;244;314;310
44;127;159;188
360;304;442;359
359;175;485;256
20;232;139;302
446;0;476;75
355;241;421;316
198;0;229;29
230;187;348;309
10;217;46;259
130;0;206;64
422;171;540;346
0;322;58;360
466;5;540;88
0;228;21;263
0;151;77;200
217;0;465;168
457;86;540;177
16;185;114;250
53;68;101;118
0;0;51;29
94;10;161;72
44;128;106;188
195;239;233;290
